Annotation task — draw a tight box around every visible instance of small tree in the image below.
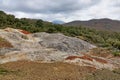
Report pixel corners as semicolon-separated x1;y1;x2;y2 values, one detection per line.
35;19;43;27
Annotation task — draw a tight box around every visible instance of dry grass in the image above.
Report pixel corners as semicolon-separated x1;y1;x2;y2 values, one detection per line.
0;61;119;80
0;61;95;80
85;69;120;80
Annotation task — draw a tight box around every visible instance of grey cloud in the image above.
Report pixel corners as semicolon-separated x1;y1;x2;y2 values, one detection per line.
0;0;100;14
0;0;120;22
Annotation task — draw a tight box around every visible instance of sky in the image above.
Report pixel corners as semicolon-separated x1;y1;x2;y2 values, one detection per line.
0;0;120;22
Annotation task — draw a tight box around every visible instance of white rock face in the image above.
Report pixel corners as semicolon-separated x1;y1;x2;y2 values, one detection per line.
0;28;119;70
33;32;96;54
0;28;96;54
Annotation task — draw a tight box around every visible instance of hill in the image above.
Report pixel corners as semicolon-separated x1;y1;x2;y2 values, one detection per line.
0;11;120;80
64;18;120;32
0;28;120;80
1;11;120;54
52;20;64;24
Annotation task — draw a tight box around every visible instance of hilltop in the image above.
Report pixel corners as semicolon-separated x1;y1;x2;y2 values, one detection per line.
64;18;120;32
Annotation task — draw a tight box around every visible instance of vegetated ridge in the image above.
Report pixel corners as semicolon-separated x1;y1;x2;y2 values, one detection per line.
64;18;120;32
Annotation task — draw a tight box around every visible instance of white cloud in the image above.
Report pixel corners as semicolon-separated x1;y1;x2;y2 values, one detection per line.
0;0;120;22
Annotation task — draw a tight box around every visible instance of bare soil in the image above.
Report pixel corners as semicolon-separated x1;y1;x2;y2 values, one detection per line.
0;37;13;48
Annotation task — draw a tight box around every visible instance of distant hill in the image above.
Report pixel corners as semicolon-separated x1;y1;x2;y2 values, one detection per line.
64;18;120;32
52;20;64;24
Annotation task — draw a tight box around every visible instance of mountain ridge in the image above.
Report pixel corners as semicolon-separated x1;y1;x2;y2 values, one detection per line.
64;18;120;32
52;20;65;24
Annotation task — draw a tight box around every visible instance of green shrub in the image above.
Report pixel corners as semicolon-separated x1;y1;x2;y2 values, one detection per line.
0;68;9;75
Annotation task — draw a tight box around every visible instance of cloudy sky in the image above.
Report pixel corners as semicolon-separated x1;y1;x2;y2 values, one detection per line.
0;0;120;22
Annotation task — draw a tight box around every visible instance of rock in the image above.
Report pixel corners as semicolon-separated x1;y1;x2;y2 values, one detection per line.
0;48;20;55
0;28;119;70
0;28;96;63
33;32;96;54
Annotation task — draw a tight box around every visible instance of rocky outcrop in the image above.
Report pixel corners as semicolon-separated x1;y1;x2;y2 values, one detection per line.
0;28;120;70
0;28;95;62
33;32;96;54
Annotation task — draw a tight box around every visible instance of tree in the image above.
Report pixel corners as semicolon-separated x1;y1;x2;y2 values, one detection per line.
35;19;43;27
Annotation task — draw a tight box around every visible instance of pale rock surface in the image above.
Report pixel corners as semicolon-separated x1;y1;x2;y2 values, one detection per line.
0;28;119;70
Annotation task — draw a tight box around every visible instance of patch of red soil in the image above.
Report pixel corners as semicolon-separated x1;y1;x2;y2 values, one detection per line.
65;55;93;61
92;57;108;64
0;42;13;48
65;56;80;60
0;37;13;48
80;55;93;61
66;55;108;64
85;66;96;71
4;29;10;32
19;30;30;34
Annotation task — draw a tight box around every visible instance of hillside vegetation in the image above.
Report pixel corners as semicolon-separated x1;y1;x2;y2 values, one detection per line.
0;11;120;55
